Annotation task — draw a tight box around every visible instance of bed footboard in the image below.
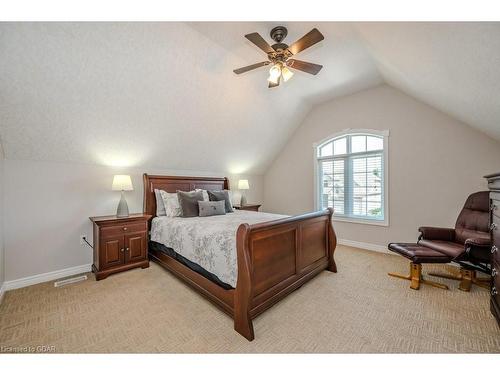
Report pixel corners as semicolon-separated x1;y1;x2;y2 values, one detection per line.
234;208;337;341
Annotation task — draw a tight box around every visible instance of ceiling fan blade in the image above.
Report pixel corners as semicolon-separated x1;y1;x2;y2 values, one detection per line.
287;28;324;55
268;77;280;88
286;59;323;75
233;61;270;74
245;32;275;54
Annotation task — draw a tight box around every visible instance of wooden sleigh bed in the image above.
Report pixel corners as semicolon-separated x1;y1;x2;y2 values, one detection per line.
143;174;337;341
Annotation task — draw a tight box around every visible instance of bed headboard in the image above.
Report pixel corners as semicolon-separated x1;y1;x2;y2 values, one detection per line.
143;174;230;222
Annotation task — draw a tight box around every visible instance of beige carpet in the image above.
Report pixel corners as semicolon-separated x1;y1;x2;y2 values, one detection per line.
0;245;499;353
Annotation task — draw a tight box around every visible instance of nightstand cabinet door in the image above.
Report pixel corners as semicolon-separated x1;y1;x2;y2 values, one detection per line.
99;235;125;269
125;232;147;263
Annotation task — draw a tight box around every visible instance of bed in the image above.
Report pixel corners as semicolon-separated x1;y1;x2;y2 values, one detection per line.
143;174;337;341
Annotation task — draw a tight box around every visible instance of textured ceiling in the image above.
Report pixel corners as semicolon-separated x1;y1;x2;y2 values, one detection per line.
0;22;498;174
355;22;500;141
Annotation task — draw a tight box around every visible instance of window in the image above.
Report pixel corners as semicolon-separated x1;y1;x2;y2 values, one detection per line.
315;130;388;225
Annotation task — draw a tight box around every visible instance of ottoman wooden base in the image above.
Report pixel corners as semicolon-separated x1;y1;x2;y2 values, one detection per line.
388;262;449;290
388;243;451;290
428;268;491;292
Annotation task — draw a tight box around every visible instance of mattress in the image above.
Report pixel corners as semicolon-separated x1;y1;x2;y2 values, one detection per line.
150;210;288;288
149;240;233;289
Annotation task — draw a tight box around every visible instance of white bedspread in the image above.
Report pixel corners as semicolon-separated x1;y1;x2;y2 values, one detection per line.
150;210;288;287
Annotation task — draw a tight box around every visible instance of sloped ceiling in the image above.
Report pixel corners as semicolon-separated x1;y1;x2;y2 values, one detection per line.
355;22;500;141
0;22;498;175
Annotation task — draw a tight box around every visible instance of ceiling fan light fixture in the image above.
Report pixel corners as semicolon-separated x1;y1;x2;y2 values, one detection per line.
267;74;280;84
267;64;282;84
281;66;294;82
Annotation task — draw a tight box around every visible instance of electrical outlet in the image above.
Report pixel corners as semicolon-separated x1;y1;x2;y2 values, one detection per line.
80;235;86;245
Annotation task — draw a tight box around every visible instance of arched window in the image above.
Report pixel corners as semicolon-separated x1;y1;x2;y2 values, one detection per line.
315;129;389;225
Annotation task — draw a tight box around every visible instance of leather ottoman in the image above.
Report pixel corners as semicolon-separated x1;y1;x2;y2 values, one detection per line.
387;243;452;290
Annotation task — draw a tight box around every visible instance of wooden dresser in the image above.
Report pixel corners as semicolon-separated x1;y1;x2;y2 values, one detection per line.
485;173;500;326
89;213;152;280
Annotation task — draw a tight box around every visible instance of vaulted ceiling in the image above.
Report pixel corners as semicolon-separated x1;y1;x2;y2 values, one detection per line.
355;22;500;142
0;22;498;174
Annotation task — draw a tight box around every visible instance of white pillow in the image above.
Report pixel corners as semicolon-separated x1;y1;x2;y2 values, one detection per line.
195;189;209;201
159;190;182;217
154;189;167;216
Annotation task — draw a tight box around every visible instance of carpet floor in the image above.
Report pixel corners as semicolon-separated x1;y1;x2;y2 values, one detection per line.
0;245;499;353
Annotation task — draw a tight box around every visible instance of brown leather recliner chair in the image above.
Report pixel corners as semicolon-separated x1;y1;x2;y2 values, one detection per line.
418;191;492;291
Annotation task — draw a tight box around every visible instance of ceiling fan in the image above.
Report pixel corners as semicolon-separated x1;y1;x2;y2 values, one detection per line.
233;26;324;88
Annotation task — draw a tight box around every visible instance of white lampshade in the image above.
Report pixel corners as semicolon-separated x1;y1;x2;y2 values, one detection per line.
238;179;250;190
112;175;134;191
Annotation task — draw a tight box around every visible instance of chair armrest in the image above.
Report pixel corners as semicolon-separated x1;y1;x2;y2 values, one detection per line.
461;237;492;264
418;226;456;241
464;237;491;248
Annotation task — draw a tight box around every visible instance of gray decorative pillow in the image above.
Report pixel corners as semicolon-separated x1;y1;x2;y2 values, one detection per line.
198;200;226;217
195;188;209;201
208;190;234;213
177;190;204;217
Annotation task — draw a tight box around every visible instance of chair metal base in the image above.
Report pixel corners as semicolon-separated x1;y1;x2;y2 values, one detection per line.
428;267;491;292
388;262;449;290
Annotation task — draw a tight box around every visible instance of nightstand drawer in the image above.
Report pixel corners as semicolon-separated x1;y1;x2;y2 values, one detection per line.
100;222;146;238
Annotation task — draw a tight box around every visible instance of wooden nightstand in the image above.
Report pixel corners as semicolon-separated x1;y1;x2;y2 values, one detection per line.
89;213;152;280
233;204;261;212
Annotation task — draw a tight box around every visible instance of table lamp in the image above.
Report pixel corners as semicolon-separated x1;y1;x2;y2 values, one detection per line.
238;179;250;206
112;175;134;217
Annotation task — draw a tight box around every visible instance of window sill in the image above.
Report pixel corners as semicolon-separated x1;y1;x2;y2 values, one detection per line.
332;216;389;227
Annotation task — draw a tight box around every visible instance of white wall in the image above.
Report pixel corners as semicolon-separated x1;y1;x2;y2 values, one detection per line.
4;84;500;283
3;159;263;282
0;140;5;295
263;85;500;247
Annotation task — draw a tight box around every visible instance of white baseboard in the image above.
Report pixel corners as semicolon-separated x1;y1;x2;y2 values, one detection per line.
3;263;92;291
338;238;392;255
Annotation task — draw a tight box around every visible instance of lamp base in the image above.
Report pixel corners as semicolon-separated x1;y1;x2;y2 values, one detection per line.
116;191;129;217
240;194;247;206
